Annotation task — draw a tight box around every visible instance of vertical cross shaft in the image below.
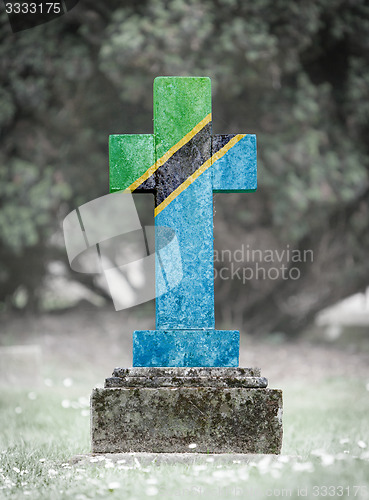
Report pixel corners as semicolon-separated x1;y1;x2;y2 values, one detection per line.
154;77;214;330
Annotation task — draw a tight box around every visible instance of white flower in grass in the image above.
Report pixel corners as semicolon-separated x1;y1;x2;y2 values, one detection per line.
39;459;46;463
81;410;89;417
146;477;158;485
321;454;335;467
104;462;114;469
292;462;314;472
146;486;159;496
339;438;349;445
212;469;226;478
117;465;130;470
4;477;14;487
271;468;281;479
15;407;22;414
78;396;89;407
116;459;126;464
358;440;367;449
193;464;207;472
256;455;272;474
108;482;121;491
311;449;325;457
238;467;249;481
48;469;58;477
63;378;73;387
90;458;99;463
272;461;283;470
61;400;70;409
335;453;349;460
213;469;238;481
13;467;20;474
188;443;197;449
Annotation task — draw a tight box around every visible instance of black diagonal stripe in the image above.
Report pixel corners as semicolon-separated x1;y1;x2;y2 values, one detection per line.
131;171;156;192
132;126;236;205
132;122;211;201
155;122;213;206
212;134;238;155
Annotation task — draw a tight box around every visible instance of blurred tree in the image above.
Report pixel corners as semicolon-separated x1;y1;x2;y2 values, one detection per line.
0;0;368;334
0;2;127;309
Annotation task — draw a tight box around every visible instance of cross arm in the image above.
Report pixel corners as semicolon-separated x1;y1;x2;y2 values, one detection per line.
109;134;156;193
212;134;257;193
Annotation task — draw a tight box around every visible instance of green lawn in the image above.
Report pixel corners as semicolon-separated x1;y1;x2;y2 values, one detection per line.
0;377;368;499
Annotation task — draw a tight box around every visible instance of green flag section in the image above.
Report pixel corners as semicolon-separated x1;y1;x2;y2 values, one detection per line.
109;134;155;193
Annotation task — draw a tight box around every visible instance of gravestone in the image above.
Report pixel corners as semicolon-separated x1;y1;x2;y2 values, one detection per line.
91;77;283;453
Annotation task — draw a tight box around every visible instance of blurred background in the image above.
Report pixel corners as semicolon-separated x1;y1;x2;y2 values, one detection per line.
1;0;369;384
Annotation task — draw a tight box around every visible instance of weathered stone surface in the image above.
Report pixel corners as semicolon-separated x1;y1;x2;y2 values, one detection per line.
113;367;261;377
105;375;268;388
91;385;283;454
106;366;267;388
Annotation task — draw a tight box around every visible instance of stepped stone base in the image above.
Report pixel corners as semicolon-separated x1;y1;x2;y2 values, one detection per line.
91;368;283;454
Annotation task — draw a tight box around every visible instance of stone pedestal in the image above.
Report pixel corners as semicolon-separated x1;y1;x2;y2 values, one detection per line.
91;368;283;454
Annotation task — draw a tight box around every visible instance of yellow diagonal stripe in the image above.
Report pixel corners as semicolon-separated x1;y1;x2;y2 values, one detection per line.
154;134;246;217
127;113;212;192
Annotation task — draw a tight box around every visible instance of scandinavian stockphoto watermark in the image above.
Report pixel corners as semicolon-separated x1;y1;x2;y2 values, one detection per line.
63;191;183;311
214;244;313;282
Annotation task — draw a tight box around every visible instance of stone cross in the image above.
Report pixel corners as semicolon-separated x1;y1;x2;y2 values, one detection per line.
109;77;257;367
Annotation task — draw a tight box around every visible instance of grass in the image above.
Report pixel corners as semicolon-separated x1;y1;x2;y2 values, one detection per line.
0;377;369;499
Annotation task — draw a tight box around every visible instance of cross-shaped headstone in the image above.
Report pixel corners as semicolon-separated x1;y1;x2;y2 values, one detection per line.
109;77;257;367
